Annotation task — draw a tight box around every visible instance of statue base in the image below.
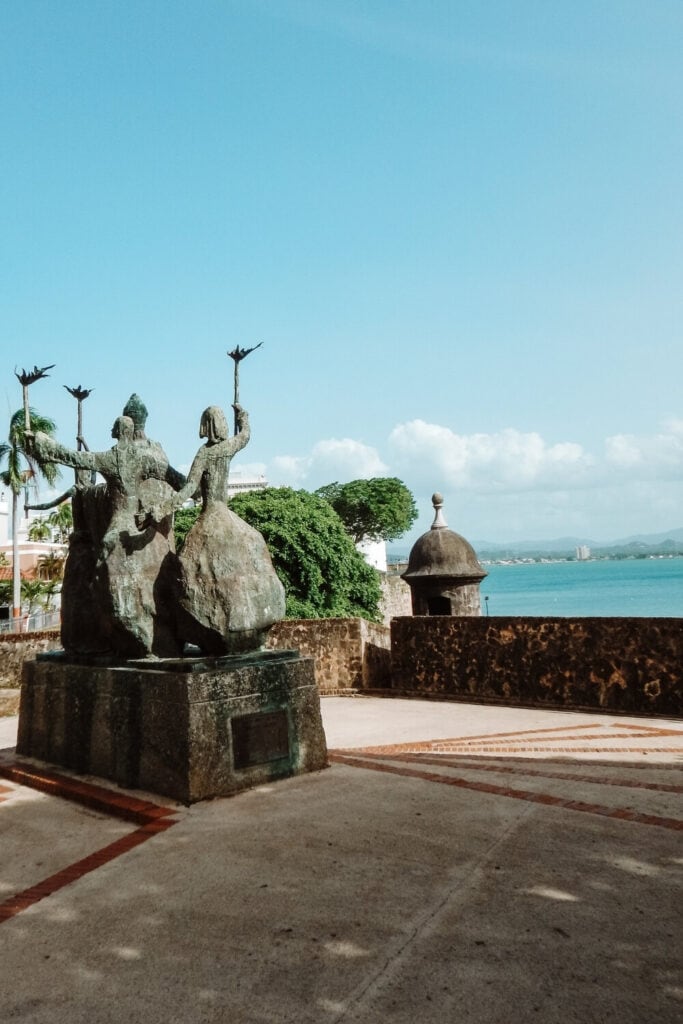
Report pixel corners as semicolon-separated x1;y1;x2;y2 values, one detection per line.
17;648;328;804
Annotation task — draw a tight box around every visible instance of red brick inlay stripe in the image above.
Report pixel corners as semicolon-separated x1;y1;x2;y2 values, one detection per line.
329;753;683;832
444;732;682;746
0;761;176;825
355;722;683;756
0;760;179;925
346;751;683;794
619;723;683;735
421;746;682;755
0;818;176;923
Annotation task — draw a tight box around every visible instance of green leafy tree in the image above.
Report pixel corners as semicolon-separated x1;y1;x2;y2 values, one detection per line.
37;578;61;613
0;408;59;618
21;579;48;618
37;551;66;582
173;488;382;620
315;477;418;544
27;517;51;542
233;488;381;619
48;500;73;543
174;506;200;553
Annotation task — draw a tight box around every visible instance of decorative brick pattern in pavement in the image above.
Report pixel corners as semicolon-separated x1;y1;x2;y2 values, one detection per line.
0;761;178;924
329;719;683;834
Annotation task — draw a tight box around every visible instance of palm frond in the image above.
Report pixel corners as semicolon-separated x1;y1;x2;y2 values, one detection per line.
1;407;60;493
9;407;57;442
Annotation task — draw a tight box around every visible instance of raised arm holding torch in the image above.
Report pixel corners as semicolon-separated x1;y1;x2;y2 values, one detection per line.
64;384;94;452
14;364;55;434
11;363;54;620
227;343;262;434
26;383;95;515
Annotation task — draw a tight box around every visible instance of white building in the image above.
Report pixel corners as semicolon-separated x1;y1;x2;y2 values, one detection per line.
0;492;66;580
576;545;591;561
356;537;388;572
227;473;268;498
0;492;33;554
0;493;8;547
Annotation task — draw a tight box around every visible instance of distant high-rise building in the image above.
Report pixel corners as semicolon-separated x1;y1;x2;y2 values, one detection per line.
576;545;591;561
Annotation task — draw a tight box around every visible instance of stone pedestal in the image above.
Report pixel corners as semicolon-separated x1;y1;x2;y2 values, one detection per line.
17;648;328;804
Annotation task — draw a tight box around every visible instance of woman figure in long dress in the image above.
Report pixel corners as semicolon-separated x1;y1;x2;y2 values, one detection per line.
31;415;183;658
144;403;285;655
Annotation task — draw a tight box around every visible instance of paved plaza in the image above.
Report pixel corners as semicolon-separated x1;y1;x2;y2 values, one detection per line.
1;697;682;1023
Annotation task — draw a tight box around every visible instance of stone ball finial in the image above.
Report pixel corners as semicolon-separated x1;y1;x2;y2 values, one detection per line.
431;491;447;529
402;488;487;616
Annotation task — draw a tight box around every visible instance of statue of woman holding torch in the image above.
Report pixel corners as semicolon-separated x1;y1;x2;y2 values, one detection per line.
138;346;284;655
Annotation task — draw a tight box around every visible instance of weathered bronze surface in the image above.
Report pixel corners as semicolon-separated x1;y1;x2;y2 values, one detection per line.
138;402;285;655
18;362;323;803
32;411;185;658
29;385;284;659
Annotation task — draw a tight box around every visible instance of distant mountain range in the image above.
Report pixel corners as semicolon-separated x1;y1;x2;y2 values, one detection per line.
388;527;683;562
473;527;683;559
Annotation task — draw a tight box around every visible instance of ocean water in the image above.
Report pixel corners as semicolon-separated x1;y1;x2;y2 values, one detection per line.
480;557;683;618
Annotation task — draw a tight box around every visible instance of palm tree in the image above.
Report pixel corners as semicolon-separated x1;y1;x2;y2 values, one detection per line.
0;408;59;621
28;516;52;542
48;500;73;543
21;579;48;619
40;577;61;608
37;550;65;582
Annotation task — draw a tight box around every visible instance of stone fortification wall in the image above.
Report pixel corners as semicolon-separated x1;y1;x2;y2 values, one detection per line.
0;620;390;708
5;616;679;718
0;629;62;687
389;616;682;717
0;629;62;715
267;618;391;694
378;574;412;624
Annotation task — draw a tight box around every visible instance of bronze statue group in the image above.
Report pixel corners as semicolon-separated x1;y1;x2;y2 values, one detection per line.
28;391;284;660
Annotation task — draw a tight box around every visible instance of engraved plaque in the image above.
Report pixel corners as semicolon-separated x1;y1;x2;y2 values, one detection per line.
232;710;290;769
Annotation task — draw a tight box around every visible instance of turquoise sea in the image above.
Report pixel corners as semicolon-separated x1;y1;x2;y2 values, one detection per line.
480;557;683;618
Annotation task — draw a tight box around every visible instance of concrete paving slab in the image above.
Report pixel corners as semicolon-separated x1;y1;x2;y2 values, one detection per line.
353;755;682;820
0;699;681;1024
0;781;133;900
322;696;683;764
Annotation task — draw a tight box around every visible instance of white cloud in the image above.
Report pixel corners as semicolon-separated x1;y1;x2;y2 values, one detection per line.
604;422;683;477
389;420;593;491
604;434;643;467
270;454;309;485
271;438;387;488
263;418;683;541
229;461;268;479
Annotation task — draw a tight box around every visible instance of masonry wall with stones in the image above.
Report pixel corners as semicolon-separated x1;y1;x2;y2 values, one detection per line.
4;615;681;718
0;621;391;708
388;616;683;717
378;574;412;624
267;618;391;694
0;629;62;715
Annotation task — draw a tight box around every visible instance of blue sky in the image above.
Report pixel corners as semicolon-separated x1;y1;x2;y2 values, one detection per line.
1;0;681;546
